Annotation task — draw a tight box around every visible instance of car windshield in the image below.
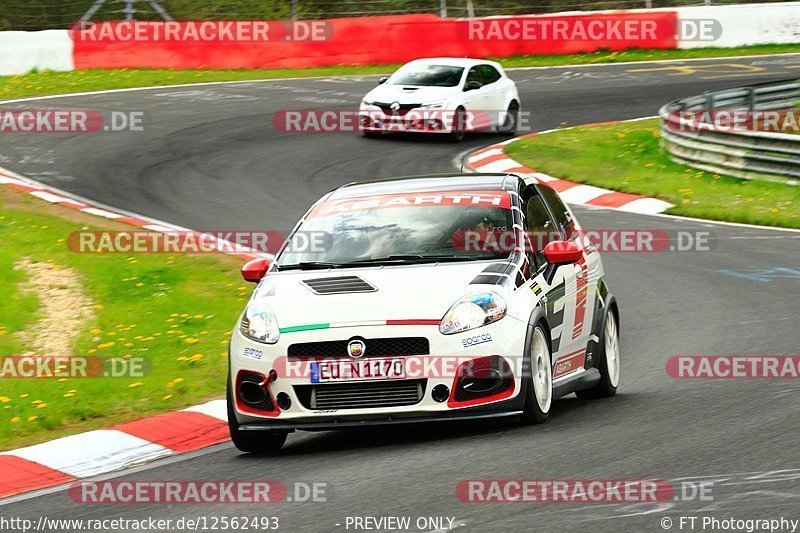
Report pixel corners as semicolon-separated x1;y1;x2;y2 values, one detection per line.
389;64;464;87
276;198;513;269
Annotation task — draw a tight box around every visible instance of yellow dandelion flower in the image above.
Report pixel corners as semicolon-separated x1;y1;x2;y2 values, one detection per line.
11;417;20;423
27;416;37;422
0;396;10;403
128;382;144;388
90;328;102;334
185;338;199;344
162;395;173;400
36;403;48;409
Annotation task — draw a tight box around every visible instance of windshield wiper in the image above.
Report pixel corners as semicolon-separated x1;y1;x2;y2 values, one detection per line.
276;261;342;271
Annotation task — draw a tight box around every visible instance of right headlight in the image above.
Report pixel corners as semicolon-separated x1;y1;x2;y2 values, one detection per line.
240;301;280;344
439;292;507;335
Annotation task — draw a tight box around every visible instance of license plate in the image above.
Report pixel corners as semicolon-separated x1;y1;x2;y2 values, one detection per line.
310;358;406;383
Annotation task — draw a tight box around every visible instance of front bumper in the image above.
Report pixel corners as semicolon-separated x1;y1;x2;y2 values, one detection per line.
230;318;527;427
358;108;455;134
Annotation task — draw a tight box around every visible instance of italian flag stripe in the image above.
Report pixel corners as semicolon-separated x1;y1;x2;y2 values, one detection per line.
279;319;438;333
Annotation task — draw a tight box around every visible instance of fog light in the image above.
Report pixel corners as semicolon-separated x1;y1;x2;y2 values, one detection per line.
276;392;291;410
431;384;450;403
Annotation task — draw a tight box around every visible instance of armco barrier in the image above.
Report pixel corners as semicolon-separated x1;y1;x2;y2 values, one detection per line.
659;79;800;185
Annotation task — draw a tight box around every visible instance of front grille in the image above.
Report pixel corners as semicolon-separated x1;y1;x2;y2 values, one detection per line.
295;379;426;410
302;276;376;295
373;102;421;116
288;337;429;359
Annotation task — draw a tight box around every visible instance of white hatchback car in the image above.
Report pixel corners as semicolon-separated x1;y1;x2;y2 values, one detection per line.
228;174;621;452
359;58;521;141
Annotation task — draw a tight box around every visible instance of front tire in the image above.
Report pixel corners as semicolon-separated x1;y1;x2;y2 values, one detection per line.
227;379;288;453
521;324;552;424
448;107;466;142
576;307;620;399
500;101;519;135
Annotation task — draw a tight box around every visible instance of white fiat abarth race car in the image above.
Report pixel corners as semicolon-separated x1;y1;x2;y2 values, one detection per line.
228;174;620;452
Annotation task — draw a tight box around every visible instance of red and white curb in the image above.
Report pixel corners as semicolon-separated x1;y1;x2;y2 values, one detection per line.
0;167;261;500
0;400;229;499
465;128;673;215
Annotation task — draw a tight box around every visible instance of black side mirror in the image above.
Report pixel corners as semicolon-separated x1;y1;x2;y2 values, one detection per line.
464;80;482;91
378;77;388;85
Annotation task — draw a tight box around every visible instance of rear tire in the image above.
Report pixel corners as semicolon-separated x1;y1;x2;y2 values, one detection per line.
521;324;552;424
227;379;288;453
576;307;620;399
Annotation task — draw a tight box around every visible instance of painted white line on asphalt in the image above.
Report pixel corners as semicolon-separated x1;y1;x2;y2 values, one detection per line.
5;430;173;478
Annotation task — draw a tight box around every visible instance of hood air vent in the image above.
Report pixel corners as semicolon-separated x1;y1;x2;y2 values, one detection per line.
302;276;376;295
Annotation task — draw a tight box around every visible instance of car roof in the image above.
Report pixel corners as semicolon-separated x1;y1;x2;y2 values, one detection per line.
327;173;520;200
404;57;502;69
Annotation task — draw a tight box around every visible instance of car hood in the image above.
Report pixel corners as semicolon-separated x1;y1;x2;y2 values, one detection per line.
364;84;462;105
250;262;500;328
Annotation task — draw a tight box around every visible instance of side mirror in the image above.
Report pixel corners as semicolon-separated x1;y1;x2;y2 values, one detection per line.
241;258;271;283
464;80;482;91
543;241;582;265
378;76;388;85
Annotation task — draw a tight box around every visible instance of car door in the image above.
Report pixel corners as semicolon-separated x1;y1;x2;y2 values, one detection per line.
523;186;588;380
537;185;598;368
478;64;506;125
462;66;490;130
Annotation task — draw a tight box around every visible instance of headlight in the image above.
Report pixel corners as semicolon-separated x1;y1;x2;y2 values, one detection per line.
360;100;374;108
240;301;280;344
439;292;506;335
418;100;447;109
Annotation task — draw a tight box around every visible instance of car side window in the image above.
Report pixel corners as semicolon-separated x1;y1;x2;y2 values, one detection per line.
479;65;501;84
466;67;483;86
524;195;556;271
538;185;576;240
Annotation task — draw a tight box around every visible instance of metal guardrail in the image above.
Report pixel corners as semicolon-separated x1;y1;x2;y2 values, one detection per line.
659;80;800;185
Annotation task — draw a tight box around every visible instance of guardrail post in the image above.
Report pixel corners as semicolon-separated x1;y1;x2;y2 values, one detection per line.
747;87;755;110
705;92;715;111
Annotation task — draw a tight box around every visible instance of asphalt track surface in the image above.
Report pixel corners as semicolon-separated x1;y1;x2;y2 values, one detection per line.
2;55;800;532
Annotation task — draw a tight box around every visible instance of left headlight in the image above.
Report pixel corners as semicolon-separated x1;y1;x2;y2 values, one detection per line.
439;292;506;335
360;99;374;109
240;301;280;344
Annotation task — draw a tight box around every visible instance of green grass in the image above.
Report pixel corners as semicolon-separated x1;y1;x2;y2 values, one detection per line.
0;189;249;450
3;44;800;100
505;119;800;228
